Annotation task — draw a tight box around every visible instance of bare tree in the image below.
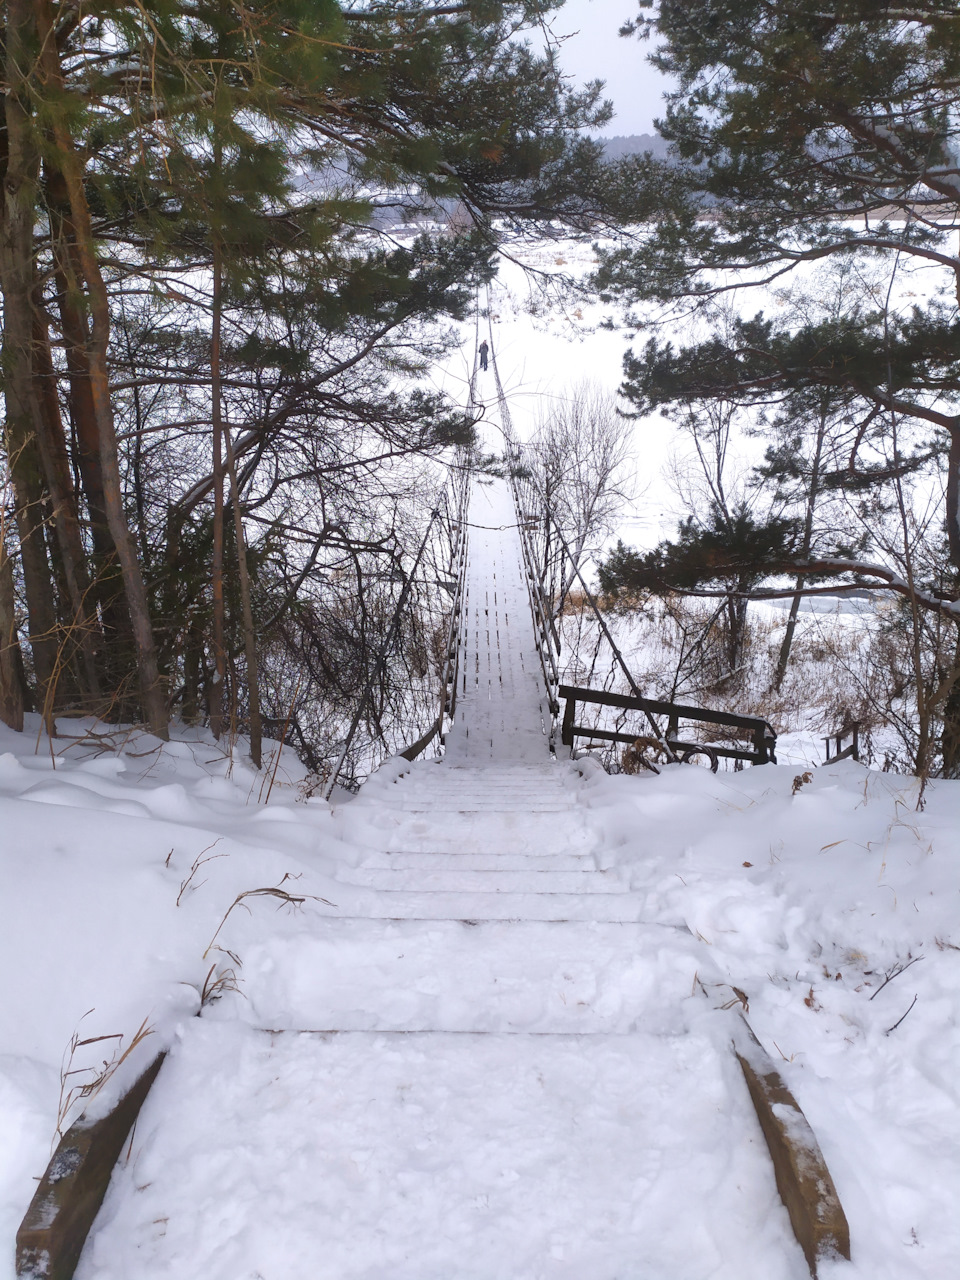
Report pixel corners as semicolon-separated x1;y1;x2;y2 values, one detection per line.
527;382;634;613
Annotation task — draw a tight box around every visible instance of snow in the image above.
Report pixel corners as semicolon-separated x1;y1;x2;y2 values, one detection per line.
73;1022;800;1280
2;472;960;1279
442;476;553;764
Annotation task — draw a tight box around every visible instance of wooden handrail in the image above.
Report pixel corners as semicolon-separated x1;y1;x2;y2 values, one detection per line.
558;684;775;736
558;683;777;765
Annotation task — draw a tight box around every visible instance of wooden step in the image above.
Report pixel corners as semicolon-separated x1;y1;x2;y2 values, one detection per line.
313;890;652;923
338;867;623;894
358;850;595;872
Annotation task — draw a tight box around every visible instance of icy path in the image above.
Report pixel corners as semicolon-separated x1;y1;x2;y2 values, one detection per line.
75;474;810;1280
442;477;552;764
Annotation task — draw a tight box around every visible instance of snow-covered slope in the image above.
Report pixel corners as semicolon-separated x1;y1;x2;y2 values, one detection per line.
2;721;959;1278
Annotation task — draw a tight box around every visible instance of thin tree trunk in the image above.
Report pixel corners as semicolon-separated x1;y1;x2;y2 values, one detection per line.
773;582;804;692
34;0;168;738
45;169;125;599
209;232;227;739
31;300;102;703
946;424;960;572
0;535;27;731
224;424;262;767
182;616;204;726
939;640;960;778
773;401;829;692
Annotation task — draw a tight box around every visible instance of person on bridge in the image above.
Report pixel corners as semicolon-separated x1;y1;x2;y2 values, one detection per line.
478;340;489;371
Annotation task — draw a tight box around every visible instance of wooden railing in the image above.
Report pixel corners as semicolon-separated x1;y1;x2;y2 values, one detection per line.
558;684;777;767
824;724;859;763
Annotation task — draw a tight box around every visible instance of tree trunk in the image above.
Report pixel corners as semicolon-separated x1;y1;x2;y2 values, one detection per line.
209;232;227;739
31;300;103;704
34;0;168;738
45;163;133;674
1;0;59;720
181;616;204;726
773;401;828;692
224;424;262;767
940;641;960;778
0;536;26;731
773;582;804;693
946;425;960;572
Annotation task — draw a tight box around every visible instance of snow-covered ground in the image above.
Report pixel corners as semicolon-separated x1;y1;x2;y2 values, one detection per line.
2;709;959;1276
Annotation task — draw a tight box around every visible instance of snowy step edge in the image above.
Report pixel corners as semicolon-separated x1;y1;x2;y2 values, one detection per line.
235;1021;672;1037
390;790;574;799
373;803;577;815
311;891;657;923
337;868;625;894
357;851;595;871
350;834;599;856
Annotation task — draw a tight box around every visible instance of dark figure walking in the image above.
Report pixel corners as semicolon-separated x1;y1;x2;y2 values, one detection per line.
478;340;489;371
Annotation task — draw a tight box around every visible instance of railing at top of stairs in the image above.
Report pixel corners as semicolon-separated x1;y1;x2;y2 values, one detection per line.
495;401;775;772
499;422;679;764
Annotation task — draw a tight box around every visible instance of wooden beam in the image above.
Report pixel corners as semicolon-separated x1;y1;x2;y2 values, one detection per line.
399;714;442;761
733;1021;850;1276
558;683;775;736
17;1052;166;1280
561;695;576;748
566;723;763;764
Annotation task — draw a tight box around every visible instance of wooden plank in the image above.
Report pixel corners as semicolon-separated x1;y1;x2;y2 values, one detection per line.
399;715;442;761
17;1052;166;1280
561;696;576;748
733;1022;849;1276
558;683;774;735
566;724;763;763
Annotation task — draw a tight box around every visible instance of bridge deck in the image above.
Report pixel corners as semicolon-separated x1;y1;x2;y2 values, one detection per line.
442;477;552;764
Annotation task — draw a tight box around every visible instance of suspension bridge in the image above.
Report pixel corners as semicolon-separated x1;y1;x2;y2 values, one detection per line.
17;341;848;1280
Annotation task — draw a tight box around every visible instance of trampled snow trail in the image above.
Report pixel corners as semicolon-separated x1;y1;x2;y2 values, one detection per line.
76;473;810;1280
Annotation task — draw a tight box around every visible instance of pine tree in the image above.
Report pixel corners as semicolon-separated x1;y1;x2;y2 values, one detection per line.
1;0;614;736
593;1;960;771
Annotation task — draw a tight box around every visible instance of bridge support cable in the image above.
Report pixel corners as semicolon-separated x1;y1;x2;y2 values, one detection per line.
481;319;562;736
438;462;472;732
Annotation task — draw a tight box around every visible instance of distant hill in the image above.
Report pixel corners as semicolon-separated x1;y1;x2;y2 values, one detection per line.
599;133;671;160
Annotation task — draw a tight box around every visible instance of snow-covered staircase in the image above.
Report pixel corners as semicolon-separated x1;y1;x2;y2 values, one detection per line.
72;472;814;1280
327;477;652;924
332;761;650;922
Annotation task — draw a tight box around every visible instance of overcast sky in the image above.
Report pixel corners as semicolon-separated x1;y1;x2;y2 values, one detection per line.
547;0;672;136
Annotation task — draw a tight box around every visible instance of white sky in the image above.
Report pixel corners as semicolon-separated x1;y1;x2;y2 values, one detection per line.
547;0;672;136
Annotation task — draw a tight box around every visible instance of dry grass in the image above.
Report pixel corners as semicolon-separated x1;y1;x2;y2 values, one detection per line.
200;961;242;1006
56;1013;154;1141
202;874;336;959
176;839;226;906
